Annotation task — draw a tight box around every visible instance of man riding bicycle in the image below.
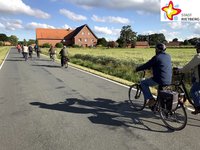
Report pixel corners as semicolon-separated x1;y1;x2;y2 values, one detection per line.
135;43;172;107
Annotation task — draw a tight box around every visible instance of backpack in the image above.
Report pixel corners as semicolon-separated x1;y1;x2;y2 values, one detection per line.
159;90;179;111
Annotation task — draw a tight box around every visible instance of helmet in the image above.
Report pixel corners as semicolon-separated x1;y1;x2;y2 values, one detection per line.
155;43;166;51
195;42;200;49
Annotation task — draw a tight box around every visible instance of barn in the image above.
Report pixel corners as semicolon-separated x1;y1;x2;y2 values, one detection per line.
36;24;98;47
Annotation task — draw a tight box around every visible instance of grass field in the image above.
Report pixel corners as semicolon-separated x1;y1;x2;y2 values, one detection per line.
43;47;196;66
0;47;10;65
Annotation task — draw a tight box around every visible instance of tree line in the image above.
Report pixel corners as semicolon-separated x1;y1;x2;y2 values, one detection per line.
1;25;200;47
0;34;35;46
98;25;200;48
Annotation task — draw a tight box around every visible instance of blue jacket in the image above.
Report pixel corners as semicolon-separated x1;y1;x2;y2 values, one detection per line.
136;52;172;85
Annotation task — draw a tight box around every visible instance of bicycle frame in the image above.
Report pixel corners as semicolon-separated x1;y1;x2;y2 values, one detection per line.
173;73;194;107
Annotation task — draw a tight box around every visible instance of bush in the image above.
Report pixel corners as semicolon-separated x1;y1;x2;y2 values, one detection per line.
42;43;51;48
73;44;81;48
0;41;3;46
55;43;63;48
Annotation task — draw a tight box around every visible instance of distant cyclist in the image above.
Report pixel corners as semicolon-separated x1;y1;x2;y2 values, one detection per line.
49;45;56;61
135;43;172;107
59;46;68;67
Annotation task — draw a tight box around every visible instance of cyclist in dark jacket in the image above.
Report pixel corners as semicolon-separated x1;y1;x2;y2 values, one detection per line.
59;46;68;67
136;43;172;106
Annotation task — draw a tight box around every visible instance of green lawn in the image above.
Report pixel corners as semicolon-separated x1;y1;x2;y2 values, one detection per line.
0;46;11;65
43;47;196;66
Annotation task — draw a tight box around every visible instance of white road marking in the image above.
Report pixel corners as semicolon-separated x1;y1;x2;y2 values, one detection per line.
0;48;10;70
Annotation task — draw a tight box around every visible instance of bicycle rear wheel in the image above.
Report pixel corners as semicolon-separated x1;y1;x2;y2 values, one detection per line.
159;103;187;130
128;84;145;111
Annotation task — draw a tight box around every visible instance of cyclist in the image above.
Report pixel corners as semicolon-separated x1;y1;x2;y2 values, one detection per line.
59;46;68;67
49;45;56;61
135;43;172;107
177;42;200;114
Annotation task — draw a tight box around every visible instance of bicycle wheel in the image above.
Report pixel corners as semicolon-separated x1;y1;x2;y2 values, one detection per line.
128;84;145;111
159;102;187;130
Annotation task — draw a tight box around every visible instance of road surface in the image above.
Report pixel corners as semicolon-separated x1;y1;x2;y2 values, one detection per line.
0;48;200;150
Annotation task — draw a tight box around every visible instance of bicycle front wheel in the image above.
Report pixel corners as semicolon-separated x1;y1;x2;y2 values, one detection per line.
128;84;145;111
159;103;187;130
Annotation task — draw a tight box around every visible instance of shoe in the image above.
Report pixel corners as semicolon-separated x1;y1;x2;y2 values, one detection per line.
191;107;200;115
146;98;156;107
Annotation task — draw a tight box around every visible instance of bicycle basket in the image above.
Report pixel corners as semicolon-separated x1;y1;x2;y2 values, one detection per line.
159;90;179;111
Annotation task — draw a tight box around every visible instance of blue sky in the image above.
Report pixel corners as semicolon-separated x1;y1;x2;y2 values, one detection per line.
0;0;200;41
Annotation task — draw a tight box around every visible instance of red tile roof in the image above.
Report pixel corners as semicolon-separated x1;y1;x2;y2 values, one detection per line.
36;28;74;40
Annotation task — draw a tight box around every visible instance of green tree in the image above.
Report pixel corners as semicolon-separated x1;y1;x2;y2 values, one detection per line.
149;33;166;45
118;25;136;48
27;39;35;45
183;40;190;45
137;34;148;41
23;39;27;45
97;38;107;47
188;37;200;46
172;38;178;42
8;35;18;45
0;34;8;41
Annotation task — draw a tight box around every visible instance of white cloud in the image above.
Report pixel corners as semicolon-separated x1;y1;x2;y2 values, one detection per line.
0;23;4;28
26;22;55;30
66;0;159;13
0;0;50;19
193;23;200;34
167;22;189;30
59;9;87;21
61;24;72;29
94;26;113;35
0;18;23;31
91;15;130;24
94;26;121;38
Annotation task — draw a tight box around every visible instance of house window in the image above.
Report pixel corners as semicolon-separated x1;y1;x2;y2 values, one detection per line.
78;38;82;42
85;39;87;42
82;32;84;35
88;32;90;35
91;39;94;42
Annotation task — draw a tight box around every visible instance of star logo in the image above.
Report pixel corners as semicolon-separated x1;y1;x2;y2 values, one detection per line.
162;1;181;20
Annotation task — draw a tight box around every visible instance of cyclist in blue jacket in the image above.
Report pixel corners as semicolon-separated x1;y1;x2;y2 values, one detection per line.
135;43;172;107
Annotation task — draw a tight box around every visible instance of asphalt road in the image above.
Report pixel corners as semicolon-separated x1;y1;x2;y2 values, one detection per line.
0;48;200;150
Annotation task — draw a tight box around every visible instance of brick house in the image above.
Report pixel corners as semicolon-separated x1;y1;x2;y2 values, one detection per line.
36;24;98;47
135;41;149;48
166;41;181;47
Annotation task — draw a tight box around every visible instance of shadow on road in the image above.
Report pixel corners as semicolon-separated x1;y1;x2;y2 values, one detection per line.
6;59;25;62
30;98;174;133
32;64;61;68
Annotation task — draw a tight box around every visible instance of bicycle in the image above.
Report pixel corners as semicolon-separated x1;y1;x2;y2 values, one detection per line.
128;71;187;130
172;67;195;108
62;56;69;68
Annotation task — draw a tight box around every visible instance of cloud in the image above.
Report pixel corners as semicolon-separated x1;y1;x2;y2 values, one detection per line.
167;22;189;30
91;15;130;24
94;26;113;35
0;18;23;31
59;9;87;21
26;22;55;30
0;0;50;19
94;26;121;36
66;0;159;13
193;23;200;34
61;24;72;29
